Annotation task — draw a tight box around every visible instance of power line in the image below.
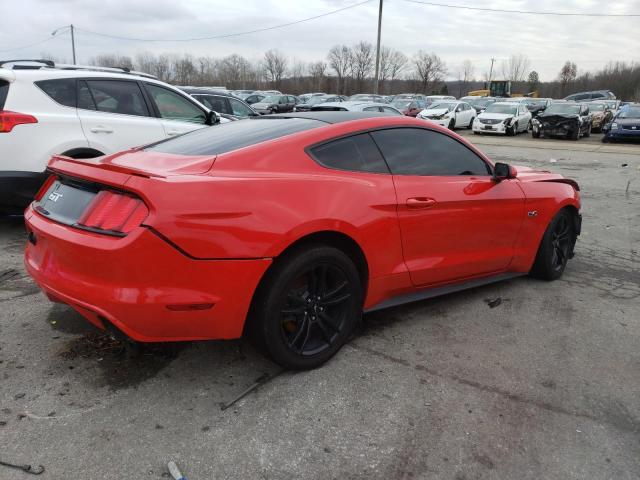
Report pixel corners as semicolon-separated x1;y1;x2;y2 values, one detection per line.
403;0;640;17
0;29;67;53
74;0;372;42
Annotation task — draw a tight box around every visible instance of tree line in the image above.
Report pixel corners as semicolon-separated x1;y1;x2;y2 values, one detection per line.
73;44;639;101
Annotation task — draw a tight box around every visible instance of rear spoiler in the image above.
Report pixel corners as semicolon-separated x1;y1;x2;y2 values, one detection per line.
47;155;162;187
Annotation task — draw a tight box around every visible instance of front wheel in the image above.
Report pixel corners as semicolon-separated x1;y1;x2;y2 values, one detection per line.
530;209;577;280
248;246;363;370
468;117;475;129
507;122;517;136
583;124;591;138
448;118;456;130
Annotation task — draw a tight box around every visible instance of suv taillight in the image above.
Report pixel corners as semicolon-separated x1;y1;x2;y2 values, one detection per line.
77;190;148;235
0;110;38;133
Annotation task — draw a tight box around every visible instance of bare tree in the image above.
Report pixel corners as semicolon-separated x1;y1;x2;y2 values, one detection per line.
558;61;577;94
379;47;407;93
263;49;287;89
501;54;531;82
412;51;446;93
89;54;134;70
172;54;197;85
351;41;374;92
462;59;475;83
327;45;352;95
527;70;539;92
309;61;327;91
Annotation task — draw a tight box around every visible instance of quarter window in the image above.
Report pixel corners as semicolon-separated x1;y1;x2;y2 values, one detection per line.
371;128;491;176
310;133;389;174
146;84;206;123
84;80;149;116
36;79;77;108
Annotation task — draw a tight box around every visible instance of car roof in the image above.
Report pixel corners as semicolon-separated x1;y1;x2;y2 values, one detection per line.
268;111;398;123
491;102;519;106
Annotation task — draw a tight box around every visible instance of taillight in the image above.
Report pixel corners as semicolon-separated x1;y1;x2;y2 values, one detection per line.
0;110;38;133
34;174;56;201
77;190;148;235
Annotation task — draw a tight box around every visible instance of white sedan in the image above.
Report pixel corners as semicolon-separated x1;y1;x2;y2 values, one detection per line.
472;102;532;136
416;101;476;129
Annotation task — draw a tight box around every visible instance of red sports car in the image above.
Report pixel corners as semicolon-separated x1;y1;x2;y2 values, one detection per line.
24;112;581;370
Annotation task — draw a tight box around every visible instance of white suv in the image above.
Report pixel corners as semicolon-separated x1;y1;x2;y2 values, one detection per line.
0;60;223;214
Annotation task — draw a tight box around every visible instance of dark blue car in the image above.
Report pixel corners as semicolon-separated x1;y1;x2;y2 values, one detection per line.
602;104;640;142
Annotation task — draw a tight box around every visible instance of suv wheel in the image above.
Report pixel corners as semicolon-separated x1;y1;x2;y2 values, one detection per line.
248;246;363;370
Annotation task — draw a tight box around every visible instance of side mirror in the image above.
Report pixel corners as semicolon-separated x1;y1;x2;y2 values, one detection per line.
205;110;220;126
493;162;517;181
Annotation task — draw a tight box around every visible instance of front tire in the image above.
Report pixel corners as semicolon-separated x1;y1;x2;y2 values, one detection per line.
468;117;475;129
530;209;577;281
248;246;363;370
448;118;456;130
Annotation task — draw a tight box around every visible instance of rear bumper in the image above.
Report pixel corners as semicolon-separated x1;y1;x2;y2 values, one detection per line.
24;206;271;342
0;171;48;214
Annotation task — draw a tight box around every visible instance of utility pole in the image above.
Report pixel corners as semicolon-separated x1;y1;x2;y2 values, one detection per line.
488;57;495;85
373;0;383;94
52;25;77;64
70;24;76;64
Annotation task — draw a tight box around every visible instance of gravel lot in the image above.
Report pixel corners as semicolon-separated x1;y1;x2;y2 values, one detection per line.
1;132;638;479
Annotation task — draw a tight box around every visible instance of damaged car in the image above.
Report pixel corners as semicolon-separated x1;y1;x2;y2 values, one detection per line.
586;102;612;133
531;102;591;140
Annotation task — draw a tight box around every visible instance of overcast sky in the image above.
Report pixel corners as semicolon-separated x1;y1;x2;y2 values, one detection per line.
2;0;639;81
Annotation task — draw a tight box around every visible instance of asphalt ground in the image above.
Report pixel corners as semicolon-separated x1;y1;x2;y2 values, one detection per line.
0;131;638;479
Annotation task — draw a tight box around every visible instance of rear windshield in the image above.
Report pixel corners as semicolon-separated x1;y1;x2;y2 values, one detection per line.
0;80;8;109
145;117;324;155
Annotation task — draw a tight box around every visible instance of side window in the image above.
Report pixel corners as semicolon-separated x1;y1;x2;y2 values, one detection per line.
371;128;491;176
85;80;149;117
229;98;253;117
36;79;77;108
146;84;206;123
196;95;228;114
309;133;389;174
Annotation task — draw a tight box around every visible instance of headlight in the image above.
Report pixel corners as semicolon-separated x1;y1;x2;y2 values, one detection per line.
611;122;618;129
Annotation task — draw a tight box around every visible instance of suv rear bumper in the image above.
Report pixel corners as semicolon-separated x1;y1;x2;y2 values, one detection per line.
24;206;272;342
0;171;47;214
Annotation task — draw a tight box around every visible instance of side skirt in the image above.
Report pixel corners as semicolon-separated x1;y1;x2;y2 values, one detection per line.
364;272;525;313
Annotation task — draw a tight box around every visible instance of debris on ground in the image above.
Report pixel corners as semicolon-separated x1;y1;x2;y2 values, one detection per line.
59;332;124;360
168;461;187;480
621;163;628;167
220;369;285;411
0;457;45;475
484;297;503;308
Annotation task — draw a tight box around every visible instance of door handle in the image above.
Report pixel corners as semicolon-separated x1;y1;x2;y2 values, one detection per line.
406;197;437;209
90;126;113;134
166;130;181;136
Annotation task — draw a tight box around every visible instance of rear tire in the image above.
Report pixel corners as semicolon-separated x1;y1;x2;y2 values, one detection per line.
530;209;577;281
247;246;363;370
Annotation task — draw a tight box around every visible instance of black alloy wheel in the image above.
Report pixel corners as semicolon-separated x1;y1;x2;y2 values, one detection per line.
280;263;353;357
530;209;577;280
249;246;362;370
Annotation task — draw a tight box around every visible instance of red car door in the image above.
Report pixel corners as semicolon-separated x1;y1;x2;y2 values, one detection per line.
371;127;525;286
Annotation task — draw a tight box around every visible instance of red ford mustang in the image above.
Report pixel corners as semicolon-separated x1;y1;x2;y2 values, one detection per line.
24;112;581;369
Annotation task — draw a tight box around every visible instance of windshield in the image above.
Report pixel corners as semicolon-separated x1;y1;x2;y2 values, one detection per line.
428;102;456;111
618;107;640;119
587;103;605;112
467;98;494;107
304;96;329;105
484;104;517;115
546;104;581;115
261;95;281;104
